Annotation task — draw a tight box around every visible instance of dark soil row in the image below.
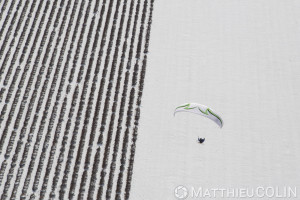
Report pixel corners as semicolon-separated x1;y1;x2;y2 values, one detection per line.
124;1;154;199
0;0;154;199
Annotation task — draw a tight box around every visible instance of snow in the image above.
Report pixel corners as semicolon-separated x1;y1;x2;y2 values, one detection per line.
0;0;299;199
131;0;300;199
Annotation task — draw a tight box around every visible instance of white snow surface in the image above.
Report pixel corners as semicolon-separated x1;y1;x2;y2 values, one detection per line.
131;0;300;199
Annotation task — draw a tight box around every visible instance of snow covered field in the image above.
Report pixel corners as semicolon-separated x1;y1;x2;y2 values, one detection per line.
0;0;300;199
0;0;153;199
131;0;300;199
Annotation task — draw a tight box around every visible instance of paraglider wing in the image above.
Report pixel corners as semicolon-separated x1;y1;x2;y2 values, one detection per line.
174;103;223;128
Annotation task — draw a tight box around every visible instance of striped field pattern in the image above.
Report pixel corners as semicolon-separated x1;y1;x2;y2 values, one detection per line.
0;0;154;199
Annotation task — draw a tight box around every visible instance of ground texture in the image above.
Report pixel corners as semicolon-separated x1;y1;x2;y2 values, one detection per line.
0;0;154;199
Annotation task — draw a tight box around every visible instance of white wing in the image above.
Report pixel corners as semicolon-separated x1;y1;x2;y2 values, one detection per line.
174;103;223;128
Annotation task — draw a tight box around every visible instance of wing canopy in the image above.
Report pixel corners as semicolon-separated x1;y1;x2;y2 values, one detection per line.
174;103;223;128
